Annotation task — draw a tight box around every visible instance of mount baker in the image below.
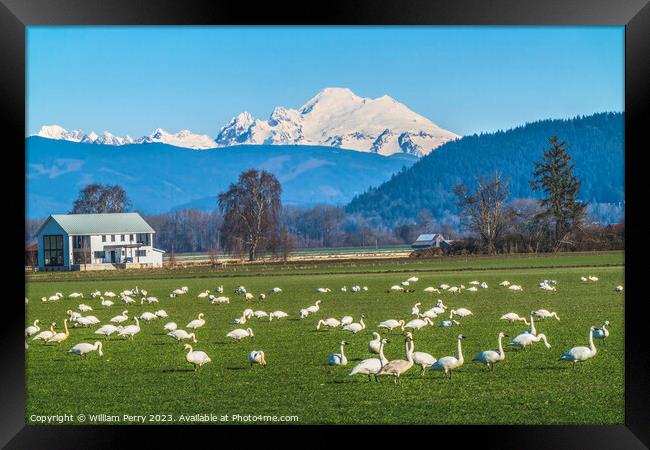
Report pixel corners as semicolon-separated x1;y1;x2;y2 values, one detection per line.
33;87;459;156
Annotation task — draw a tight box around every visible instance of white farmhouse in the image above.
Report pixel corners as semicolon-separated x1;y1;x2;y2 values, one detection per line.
35;212;165;271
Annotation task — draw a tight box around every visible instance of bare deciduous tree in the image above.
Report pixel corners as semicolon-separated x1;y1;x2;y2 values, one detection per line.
218;169;282;261
453;174;514;254
71;184;131;214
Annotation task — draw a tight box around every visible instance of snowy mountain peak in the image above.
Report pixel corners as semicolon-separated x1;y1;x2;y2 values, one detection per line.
216;87;459;156
33;125;216;150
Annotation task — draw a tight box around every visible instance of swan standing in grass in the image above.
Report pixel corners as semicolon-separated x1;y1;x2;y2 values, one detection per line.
104;291;117;298
560;326;598;368
390;285;404;291
69;341;103;358
110;310;129;324
378;319;405;333
523;315;537;335
197;290;210;299
183;344;211;371
47;319;70;345
410;302;422;317
138;312;158;322
78;304;93;312
431;334;465;379
499;281;511;287
349;338;389;381
473;332;507;371
368;332;382;354
32;323;56;342
317;318;341;330
68;292;84;298
420;308;439;320
532;309;560;321
249;350;267;368
423;287;440;294
592;321;610;346
450;308;473;318
404;317;433;331
167;329;198;343
75;316;101;327
407;332;437;375
101;297;114;308
507;332;551;351
316;287;331;293
211;296;230;305
340;316;353;326
306;300;322;314
377;333;415;384
25;320;40;338
407;277;419;283
226;328;254;342
480;282;489;289
440;318;461;327
95;324;122;339
270;311;289;320
508;285;523;291
253;311;269;320
500;313;529;325
155;310;168;318
299;309;310;319
164;322;178;332
439;284;450;290
258;293;266;301
186;313;205;330
117;317;141;340
270;287;282;294
343;315;366;334
328;341;349;366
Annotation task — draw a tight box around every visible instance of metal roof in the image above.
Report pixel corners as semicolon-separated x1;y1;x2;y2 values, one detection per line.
414;234;441;242
38;213;155;235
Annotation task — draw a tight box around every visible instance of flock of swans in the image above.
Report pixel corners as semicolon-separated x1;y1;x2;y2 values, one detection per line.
26;274;618;378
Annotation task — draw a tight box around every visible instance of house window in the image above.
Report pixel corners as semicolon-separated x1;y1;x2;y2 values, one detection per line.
102;235;106;242
43;235;64;267
130;234;135;241
111;235;116;242
136;250;147;257
136;233;151;246
121;234;125;241
94;251;106;259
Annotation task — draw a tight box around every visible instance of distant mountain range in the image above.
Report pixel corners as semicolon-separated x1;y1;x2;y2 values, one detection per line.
346;112;624;226
26;137;417;218
33;87;459;156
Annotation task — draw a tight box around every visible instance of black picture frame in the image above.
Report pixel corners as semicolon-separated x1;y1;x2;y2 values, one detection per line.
3;0;648;447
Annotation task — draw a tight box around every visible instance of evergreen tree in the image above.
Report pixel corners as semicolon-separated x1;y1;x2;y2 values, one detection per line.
530;136;588;251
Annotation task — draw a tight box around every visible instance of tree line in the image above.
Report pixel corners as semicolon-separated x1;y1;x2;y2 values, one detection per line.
25;132;623;260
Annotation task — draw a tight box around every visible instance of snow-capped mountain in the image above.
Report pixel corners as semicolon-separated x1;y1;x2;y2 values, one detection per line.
34;126;216;150
33;87;459;155
214;87;460;156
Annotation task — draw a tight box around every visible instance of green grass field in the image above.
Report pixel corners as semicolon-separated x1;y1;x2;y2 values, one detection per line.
25;252;624;425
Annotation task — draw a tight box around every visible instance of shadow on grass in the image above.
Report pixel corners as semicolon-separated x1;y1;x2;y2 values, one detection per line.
161;368;196;373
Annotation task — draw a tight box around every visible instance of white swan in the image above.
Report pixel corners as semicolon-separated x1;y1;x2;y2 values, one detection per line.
560;326;598;368
349;338;389;381
155;310;168;318
197;290;210;298
431;334;465;378
328;341;348;366
47;319;70;344
186;313;206;330
508;332;551;351
25;320;40;338
317;318;341;330
404;317;433;331
368;332;382;354
110;311;129;324
226;328;254;341
78;304;93;312
101;297;114;308
306;300;322;314
342;315;366;334
408;332;437;375
340;316;353;326
523;315;537;335
376;334;415;383
117;317;141;340
167;329;197;343
410;302;422;317
138;312;158;322
269;311;289;320
423;287;440;293
472;332;507;371
210;296;230;304
164;322;178;332
95;324;122;339
593;320;610;345
532;309;560;321
378;319;405;333
450;308;473;318
32;322;56;342
184;344;211;371
249;350;267;367
68;341;103;358
500;312;529;325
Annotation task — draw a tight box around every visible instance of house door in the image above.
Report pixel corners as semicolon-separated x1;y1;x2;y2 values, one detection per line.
110;251;116;263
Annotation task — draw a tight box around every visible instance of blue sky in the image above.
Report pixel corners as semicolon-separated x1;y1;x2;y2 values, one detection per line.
27;26;624;137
